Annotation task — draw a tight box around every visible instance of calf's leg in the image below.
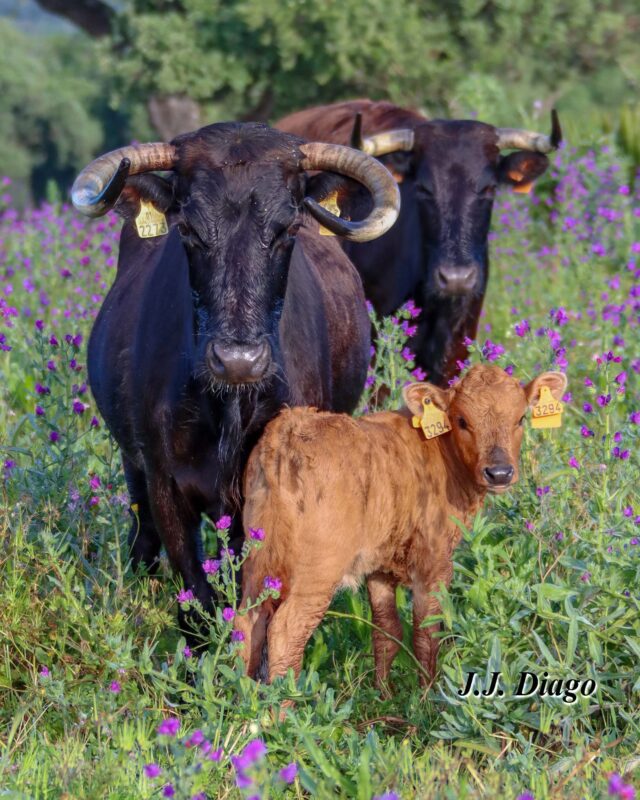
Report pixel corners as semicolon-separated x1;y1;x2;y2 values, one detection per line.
367;572;402;690
412;565;452;685
235;561;276;677
266;585;335;682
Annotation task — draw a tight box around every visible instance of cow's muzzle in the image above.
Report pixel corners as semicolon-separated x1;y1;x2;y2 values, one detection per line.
207;340;271;384
435;265;477;295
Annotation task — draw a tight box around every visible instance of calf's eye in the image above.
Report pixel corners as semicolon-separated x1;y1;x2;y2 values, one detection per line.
458;417;468;430
518;415;525;426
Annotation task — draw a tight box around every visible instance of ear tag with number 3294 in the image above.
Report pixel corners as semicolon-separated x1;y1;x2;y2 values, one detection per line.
318;191;340;236
135;200;168;239
531;385;563;429
412;398;451;440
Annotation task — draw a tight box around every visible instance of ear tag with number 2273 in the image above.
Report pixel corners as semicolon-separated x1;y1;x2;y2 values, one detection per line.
531;385;563;429
135;200;168;239
412;398;451;440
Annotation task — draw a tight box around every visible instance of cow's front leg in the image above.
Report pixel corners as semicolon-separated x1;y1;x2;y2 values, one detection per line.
412;564;452;686
147;473;214;645
123;457;162;575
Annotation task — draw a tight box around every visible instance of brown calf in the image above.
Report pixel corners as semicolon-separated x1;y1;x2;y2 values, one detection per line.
235;365;567;687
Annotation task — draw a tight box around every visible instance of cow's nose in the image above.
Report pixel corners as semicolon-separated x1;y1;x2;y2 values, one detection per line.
483;464;515;486
436;266;477;294
208;341;271;383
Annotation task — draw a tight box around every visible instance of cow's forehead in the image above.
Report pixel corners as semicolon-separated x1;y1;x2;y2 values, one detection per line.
174;122;303;176
413;120;500;166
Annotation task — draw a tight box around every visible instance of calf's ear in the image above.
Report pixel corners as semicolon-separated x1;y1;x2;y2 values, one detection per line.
525;371;567;405
403;382;452;417
497;151;549;194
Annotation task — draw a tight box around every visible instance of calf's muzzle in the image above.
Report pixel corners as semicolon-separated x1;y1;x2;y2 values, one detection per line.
483;463;515;486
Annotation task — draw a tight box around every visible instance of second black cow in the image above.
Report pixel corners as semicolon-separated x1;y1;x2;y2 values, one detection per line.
278;100;561;384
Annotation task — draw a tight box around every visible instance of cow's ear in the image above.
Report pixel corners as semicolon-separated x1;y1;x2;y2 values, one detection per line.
379;151;414;184
497;151;549;194
114;175;175;220
305;171;361;206
403;382;452;416
525;371;567;405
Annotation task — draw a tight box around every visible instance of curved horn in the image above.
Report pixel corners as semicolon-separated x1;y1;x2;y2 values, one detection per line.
496;109;562;153
300;142;401;242
360;129;415;157
71;143;177;217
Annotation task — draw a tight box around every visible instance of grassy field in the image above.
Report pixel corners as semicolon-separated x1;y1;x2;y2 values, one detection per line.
0;143;639;799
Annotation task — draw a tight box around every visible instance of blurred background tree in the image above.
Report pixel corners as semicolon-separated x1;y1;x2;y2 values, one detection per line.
1;0;638;201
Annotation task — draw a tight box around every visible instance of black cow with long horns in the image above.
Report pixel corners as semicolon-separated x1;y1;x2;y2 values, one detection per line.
72;122;400;637
277;100;561;385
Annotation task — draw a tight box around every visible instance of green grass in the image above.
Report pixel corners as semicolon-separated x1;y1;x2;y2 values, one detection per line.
0;141;639;798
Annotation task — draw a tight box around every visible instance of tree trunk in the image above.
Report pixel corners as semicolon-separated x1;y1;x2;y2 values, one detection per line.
147;95;202;141
34;0;115;37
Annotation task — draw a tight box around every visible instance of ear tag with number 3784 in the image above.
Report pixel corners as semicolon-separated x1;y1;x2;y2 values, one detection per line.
135;200;168;239
531;385;563;429
412;398;451;440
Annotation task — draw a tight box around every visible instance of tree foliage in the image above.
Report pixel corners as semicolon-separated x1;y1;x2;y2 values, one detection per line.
2;0;639;197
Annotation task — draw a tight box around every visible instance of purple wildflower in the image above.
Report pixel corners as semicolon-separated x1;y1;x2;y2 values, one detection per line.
279;763;298;783
249;527;265;541
202;559;220;574
185;729;205;748
177;589;195;604
109;680;121;693
143;763;161;779
264;576;283;591
216;515;232;529
222;607;235;622
157;717;180;736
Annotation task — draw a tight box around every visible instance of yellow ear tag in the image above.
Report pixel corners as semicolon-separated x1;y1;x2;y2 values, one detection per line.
412;398;451;440
531;385;563;429
135;200;169;239
318;191;340;236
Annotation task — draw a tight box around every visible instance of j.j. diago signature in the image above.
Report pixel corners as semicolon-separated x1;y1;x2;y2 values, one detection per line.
458;671;598;705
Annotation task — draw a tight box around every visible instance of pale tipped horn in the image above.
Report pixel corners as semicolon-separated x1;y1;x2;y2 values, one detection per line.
360;128;415;156
71;142;177;217
496;109;562;153
299;142;401;243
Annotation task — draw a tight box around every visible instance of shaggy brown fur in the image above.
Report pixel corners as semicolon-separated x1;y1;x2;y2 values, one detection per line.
235;365;567;688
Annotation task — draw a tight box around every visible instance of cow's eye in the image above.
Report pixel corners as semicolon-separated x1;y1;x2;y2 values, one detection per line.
478;183;497;198
458;417;468;430
415;184;434;200
287;221;302;237
518;415;526;426
178;223;205;249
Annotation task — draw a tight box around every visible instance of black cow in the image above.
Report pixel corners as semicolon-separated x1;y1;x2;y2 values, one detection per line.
277;100;561;385
71;122;400;636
